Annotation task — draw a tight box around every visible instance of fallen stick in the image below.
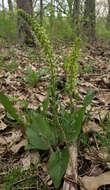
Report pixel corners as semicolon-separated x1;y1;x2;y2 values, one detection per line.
63;139;78;190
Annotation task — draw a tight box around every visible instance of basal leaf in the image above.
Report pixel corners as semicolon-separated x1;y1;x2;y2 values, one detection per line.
0;92;25;126
26;113;52;150
48;148;69;188
30;113;52;139
25;126;50;150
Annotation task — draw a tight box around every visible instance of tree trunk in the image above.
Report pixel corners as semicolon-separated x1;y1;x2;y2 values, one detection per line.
8;0;13;12
73;0;80;35
8;0;14;17
67;0;73;17
40;0;43;26
83;0;96;43
2;0;4;9
17;0;34;46
2;0;5;18
73;0;80;25
49;0;55;28
107;0;110;29
67;0;80;36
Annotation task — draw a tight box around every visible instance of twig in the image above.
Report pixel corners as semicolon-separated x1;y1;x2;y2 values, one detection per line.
64;175;88;190
20;187;37;189
11;174;38;187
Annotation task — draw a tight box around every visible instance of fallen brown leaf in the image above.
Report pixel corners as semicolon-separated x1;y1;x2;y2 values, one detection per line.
80;171;110;190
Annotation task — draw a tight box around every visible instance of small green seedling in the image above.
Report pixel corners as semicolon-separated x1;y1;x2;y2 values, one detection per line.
23;66;47;87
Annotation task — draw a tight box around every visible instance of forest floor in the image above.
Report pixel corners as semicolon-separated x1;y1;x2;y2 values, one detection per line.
0;39;110;190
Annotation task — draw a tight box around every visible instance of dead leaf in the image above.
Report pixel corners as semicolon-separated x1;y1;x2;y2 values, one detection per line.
97;91;110;106
81;82;95;88
0;136;7;145
21;150;40;170
83;121;101;133
0;129;22;147
80;171;110;190
0;184;5;189
91;108;108;121
0;120;7;130
10;139;27;153
0;148;6;159
35;93;46;102
98;147;110;162
90;166;102;176
6;129;22;146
